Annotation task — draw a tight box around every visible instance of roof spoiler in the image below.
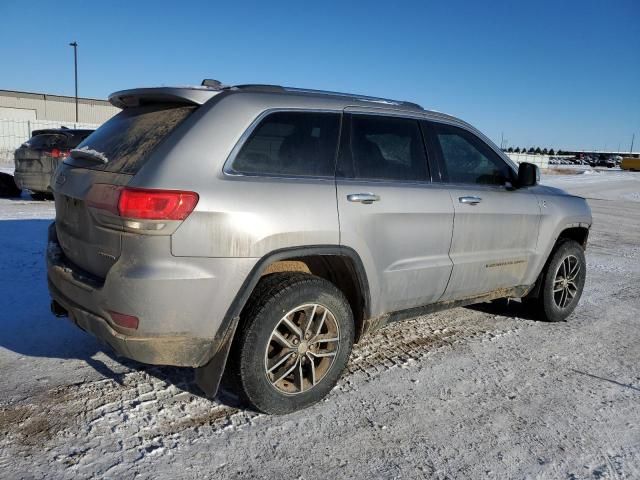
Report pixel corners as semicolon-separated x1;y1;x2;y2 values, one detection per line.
31;128;79;137
109;86;220;109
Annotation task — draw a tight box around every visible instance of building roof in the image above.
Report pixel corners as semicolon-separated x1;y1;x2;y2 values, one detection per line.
0;88;112;105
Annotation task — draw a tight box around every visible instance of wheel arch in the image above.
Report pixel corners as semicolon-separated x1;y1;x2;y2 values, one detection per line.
556;225;589;249
195;245;371;397
527;224;590;300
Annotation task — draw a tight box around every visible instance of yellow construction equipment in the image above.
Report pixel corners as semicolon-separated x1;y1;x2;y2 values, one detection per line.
621;157;640;171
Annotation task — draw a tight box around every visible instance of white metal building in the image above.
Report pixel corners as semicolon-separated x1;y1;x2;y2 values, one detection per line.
0;89;119;124
0;89;120;164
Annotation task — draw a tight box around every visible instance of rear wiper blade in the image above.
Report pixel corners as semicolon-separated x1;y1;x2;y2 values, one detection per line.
70;146;108;164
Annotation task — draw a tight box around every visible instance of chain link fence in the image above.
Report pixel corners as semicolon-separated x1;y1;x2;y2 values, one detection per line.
0;118;101;169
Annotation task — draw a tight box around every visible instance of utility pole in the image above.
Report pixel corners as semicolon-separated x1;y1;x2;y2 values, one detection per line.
69;41;78;123
631;133;635;153
500;132;504;149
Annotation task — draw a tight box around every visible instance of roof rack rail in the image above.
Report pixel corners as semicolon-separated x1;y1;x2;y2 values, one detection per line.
283;87;423;110
229;84;286;93
200;79;423;110
222;83;422;110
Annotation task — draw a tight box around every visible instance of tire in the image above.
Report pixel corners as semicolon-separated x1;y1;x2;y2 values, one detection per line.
30;192;53;201
30;192;46;201
226;272;354;414
0;172;21;197
530;240;586;322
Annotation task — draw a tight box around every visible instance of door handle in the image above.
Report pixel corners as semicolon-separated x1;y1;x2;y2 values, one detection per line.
347;193;380;204
459;196;482;205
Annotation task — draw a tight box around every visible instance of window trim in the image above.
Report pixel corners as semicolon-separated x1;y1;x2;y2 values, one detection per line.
336;112;432;185
423;120;517;189
223;108;343;180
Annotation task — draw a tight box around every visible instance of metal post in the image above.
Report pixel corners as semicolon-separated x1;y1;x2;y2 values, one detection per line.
69;42;78;122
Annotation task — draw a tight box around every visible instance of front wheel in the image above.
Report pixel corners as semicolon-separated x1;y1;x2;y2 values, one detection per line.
227;273;354;414
529;240;587;322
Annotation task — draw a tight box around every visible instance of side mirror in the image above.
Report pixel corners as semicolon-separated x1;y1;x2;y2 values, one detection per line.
517;162;539;187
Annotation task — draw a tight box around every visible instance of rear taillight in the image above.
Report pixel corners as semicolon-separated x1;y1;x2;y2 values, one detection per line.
108;310;139;329
87;184;199;221
119;188;199;220
47;148;70;158
86;184;121;215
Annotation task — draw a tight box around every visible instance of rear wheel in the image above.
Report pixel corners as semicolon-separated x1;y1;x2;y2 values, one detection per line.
227;273;354;414
30;192;53;201
527;240;586;322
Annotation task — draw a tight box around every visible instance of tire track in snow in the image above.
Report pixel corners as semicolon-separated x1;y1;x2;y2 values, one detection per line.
1;306;523;477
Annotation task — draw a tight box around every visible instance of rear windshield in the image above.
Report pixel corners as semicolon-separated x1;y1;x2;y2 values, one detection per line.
68;132;92;148
25;134;68;150
65;104;196;174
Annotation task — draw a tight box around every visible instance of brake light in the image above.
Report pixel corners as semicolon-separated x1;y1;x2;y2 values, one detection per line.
48;148;70;158
108;310;139;329
119;188;199;220
86;184;199;220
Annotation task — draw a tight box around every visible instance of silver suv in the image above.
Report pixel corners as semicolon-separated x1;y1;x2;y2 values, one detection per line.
47;81;592;414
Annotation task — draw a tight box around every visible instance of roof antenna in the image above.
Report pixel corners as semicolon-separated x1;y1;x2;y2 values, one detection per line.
201;79;225;89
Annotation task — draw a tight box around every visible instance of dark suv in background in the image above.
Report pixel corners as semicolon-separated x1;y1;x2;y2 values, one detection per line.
14;128;93;199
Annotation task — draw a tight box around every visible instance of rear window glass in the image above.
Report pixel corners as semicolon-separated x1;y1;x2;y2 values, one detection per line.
66;104;195;174
230;111;340;177
25;134;68;150
67;132;92;148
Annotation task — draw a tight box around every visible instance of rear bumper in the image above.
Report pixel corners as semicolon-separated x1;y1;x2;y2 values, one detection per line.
49;280;213;366
14;170;51;192
46;222;255;367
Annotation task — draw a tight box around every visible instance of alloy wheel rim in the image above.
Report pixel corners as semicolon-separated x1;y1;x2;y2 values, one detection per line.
553;254;580;309
264;303;340;395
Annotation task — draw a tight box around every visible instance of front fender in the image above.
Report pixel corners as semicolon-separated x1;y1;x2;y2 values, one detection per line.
528;190;592;284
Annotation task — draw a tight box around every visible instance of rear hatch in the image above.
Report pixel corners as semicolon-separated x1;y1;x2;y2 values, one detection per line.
14;131;76;178
53;103;198;278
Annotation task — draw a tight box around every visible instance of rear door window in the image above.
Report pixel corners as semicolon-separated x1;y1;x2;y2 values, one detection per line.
65;104;196;174
340;114;428;182
230;111;340;177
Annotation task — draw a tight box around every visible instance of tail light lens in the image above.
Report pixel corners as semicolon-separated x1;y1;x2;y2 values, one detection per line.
87;184;199;221
108;310;139;330
47;148;70;158
119;188;199;220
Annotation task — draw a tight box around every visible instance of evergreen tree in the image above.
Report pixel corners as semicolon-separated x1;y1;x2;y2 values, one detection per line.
534;147;542;154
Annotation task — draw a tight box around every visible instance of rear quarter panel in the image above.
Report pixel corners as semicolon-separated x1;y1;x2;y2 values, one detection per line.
130;92;345;258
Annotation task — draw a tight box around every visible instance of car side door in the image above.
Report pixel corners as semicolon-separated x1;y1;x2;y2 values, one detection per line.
336;111;454;317
423;120;541;301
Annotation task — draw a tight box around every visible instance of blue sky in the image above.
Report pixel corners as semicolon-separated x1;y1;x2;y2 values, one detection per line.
1;0;638;151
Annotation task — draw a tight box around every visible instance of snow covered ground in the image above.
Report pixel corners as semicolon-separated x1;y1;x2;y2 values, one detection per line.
1;171;639;479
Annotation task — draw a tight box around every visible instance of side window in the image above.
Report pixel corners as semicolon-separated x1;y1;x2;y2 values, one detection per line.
431;123;513;186
231;111;340;177
345;115;428;182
